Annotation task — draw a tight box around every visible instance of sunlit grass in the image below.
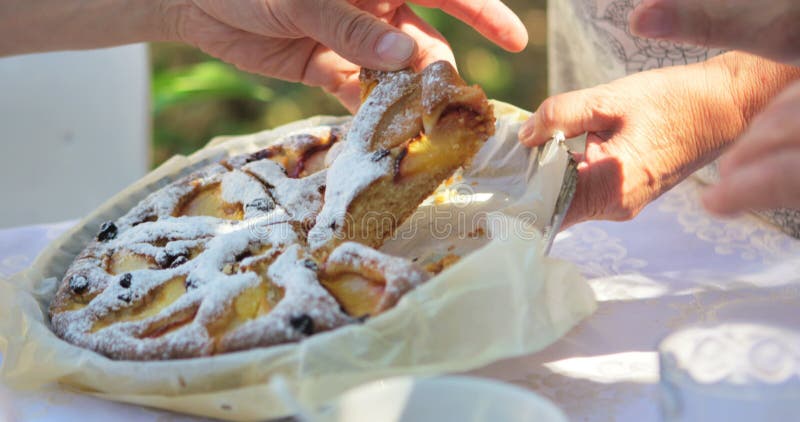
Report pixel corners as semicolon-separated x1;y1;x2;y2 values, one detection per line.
153;61;273;114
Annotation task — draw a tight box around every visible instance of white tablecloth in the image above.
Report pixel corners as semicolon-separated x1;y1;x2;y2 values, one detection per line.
2;179;799;421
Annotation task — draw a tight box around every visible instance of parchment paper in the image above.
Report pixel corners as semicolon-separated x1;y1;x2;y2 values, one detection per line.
0;101;596;421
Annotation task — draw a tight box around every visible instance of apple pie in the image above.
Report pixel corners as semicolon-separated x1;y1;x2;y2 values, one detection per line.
49;61;495;360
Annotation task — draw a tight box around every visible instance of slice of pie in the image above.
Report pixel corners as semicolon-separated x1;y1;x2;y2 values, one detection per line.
308;61;495;256
48;61;494;360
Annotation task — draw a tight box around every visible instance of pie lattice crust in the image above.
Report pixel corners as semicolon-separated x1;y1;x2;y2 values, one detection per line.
49;61;495;360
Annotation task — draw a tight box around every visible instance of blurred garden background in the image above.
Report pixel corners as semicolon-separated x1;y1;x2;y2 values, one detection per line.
150;0;547;166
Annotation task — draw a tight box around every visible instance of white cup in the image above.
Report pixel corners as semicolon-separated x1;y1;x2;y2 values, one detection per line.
659;322;800;421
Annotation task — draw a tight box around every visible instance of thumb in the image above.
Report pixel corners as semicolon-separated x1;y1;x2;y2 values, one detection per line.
294;0;418;71
630;0;800;66
189;0;418;69
518;87;620;147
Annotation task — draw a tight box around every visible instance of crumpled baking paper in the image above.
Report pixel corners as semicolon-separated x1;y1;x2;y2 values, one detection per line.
0;101;596;421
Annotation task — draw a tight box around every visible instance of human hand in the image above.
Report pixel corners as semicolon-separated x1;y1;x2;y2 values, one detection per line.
165;0;528;111
702;80;800;215
629;0;800;67
516;58;755;228
630;0;800;216
2;0;526;112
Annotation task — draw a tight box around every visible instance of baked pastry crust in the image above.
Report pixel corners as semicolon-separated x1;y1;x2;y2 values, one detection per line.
49;61;494;360
308;62;495;255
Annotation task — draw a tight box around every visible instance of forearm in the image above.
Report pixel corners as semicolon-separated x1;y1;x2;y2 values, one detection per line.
606;51;800;195
0;0;180;57
677;50;800;168
711;51;800;139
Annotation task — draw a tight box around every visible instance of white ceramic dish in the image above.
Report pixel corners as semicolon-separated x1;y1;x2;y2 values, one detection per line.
317;375;567;422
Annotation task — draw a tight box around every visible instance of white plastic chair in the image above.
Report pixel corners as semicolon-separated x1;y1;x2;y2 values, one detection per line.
0;44;150;228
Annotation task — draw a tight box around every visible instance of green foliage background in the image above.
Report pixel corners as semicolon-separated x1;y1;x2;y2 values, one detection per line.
150;0;547;166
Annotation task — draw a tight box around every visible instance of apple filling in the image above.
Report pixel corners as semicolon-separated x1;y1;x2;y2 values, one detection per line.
91;276;187;333
175;183;243;220
140;305;199;339
291;143;337;178
391;134;453;180
108;250;157;274
240;133;338;179
206;281;285;344
392;110;488;182
321;273;385;318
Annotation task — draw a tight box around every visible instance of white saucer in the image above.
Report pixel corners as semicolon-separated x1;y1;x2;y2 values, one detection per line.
318;375;567;422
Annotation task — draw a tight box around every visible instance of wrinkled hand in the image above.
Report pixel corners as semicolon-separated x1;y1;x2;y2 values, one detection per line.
165;0;527;111
630;0;800;216
630;0;800;67
703;80;800;215
517;61;746;228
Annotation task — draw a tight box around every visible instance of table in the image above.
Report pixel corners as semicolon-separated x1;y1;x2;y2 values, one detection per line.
2;179;799;421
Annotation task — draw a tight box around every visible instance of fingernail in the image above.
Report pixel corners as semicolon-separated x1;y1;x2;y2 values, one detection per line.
376;32;415;67
632;6;675;38
518;114;536;143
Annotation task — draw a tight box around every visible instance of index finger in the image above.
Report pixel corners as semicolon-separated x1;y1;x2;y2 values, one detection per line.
413;0;529;52
391;5;456;71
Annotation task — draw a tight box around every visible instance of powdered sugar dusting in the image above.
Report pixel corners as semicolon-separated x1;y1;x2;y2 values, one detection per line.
308;70;419;250
242;159;325;224
222;244;353;351
116;164;228;230
220;170;270;219
421;61;456;115
325;242;429;312
50;119;434;360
